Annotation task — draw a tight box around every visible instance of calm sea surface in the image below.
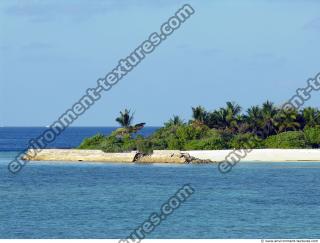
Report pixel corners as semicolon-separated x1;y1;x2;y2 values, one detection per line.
0;127;320;238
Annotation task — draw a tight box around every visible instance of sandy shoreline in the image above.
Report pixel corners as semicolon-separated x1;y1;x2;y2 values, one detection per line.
185;149;320;162
22;149;320;163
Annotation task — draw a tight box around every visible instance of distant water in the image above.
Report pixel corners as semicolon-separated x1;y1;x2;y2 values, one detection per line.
0;127;158;151
1;128;320;239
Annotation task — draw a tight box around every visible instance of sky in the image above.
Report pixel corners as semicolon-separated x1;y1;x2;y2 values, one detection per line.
1;0;320;126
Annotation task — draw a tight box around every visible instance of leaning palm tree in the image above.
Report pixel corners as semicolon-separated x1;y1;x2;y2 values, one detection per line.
115;109;134;128
114;109;145;136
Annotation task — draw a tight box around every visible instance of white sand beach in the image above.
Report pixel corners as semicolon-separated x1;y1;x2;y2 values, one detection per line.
23;149;320;163
185;149;320;162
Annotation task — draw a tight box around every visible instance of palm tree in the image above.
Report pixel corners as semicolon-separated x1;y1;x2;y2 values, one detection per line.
205;110;222;129
225;101;242;131
115;109;134;128
214;109;228;129
302;107;320;128
260;101;278;137
165;115;185;127
243;105;263;134
191;106;207;124
205;102;242;131
275;108;300;133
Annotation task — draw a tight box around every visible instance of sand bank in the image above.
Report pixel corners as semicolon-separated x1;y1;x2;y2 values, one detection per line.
22;149;138;163
22;149;320;163
185;149;320;162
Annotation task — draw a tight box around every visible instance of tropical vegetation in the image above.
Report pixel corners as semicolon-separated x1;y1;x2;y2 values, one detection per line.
79;102;320;153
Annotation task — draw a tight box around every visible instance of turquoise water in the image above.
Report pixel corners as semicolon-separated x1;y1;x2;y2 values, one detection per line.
1;151;320;239
1;128;320;238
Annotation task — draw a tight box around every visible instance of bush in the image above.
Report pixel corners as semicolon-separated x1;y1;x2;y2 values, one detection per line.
100;135;126;152
176;124;209;141
78;126;231;152
167;137;184;150
79;127;313;152
78;134;105;149
148;138;168;151
184;137;226;150
135;138;153;154
148;124;210;150
304;126;320;148
150;126;178;140
263;131;307;148
229;133;262;149
184;132;227;150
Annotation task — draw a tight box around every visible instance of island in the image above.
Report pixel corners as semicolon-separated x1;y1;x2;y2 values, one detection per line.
23;101;320;163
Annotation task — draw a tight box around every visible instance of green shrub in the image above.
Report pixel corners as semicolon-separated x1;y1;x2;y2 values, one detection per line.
263;131;307;148
304;126;320;148
184;138;224;150
167;137;184;150
100;135;125;152
79;127;312;152
229;133;262;149
184;132;227;150
148;138;168;151
78;134;105;149
135;138;153;154
148;124;211;150
150;126;177;140
176;124;209;141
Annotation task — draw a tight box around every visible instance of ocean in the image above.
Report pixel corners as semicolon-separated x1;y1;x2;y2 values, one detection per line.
0;127;320;239
0;127;158;151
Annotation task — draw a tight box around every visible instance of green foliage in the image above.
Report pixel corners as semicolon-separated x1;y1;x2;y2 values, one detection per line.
263;131;307;149
203;102;241;131
164;115;185;127
134;136;154;154
304;126;320;148
115;109;134;128
99;135;127;152
184;135;227;150
79;128;318;152
167;138;184;150
79;102;320;153
229;133;263;149
78;134;105;149
176;124;209;142
148;124;211;150
274;109;300;133
302;107;320;128
191;106;207;123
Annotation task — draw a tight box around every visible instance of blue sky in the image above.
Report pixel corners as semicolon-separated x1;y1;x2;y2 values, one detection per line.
1;0;320;126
